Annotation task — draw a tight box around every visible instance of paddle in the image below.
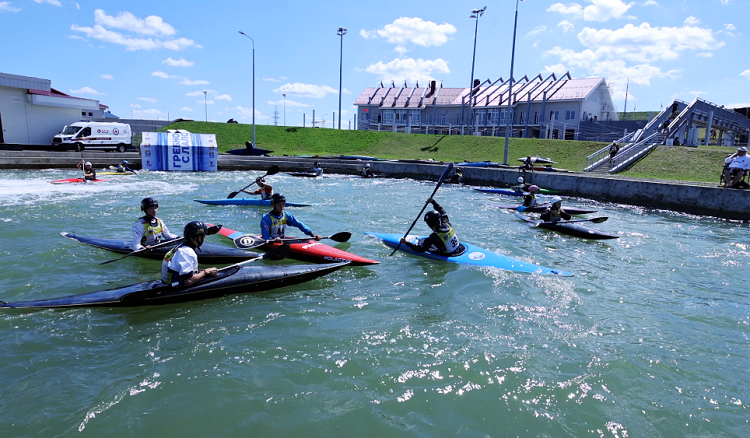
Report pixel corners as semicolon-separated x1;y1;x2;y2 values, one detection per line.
390;163;454;256
99;225;222;265
551;217;608;225
227;165;280;198
119;244;290;304
232;231;352;249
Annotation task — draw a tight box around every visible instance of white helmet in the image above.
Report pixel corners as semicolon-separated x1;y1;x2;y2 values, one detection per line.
366;163;371;167
517;177;524;183
84;161;92;167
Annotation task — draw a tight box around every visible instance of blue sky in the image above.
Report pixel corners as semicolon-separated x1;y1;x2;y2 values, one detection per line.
2;0;748;127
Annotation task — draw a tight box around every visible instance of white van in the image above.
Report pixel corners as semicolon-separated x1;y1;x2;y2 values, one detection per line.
52;122;132;152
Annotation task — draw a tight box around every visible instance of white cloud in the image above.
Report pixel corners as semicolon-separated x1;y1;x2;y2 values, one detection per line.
547;3;583;18
68;35;85;40
741;70;750;80
0;2;21;12
684;16;699;26
558;21;575;32
162;57;194;67
197;99;215;105
151;70;176;79
262;77;282;82
543;64;570;76
720;0;733;4
528;25;547;36
361;17;456;47
179;107;193;112
100;74;113;80
268;99;309;107
696;52;713;58
215;94;232;101
152;71;209;86
180;78;209;86
136;97;158;103
643;0;657;5
70;86;105;96
71;24;198;51
230;106;264;120
75;2;79;9
548;0;635;22
33;0;61;6
94;9;174;36
273;83;339;99
130;104;141;108
394;46;409;55
186;90;214;96
362;57;450;84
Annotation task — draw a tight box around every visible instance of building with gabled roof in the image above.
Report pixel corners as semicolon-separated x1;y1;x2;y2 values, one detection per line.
0;72;104;145
353;72;618;140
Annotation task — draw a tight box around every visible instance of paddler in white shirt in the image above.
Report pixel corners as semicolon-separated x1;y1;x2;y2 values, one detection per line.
162;221;218;286
131;197;180;251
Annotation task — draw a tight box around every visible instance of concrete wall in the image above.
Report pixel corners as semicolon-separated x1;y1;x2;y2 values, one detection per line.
0;86;30;144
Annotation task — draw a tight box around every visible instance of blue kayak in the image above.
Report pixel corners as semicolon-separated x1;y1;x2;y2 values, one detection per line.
194;199;312;207
365;232;573;276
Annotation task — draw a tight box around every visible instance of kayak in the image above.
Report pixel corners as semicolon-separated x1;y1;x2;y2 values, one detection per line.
287;172;321;178
99;172;135;176
491;204;598;215
0;262;348;309
517;156;557;164
60;232;263;264
50;178;107;184
473;187;564;196
211;224;379;266
512;212;618;240
365;232;572;276
227;147;273;156
194;199;312;207
457;161;501;167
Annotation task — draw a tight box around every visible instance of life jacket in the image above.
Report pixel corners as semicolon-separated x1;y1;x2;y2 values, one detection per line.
434;224;460;254
139;217;166;246
523;194;537;207
161;245;197;283
268;211;288;238
546;208;564;219
258;186;273;200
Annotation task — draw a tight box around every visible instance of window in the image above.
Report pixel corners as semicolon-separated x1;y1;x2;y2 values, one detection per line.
489;109;499;125
383;111;394;124
438;114;446;125
565;110;575;120
477;110;487;125
425;113;433;125
410;110;421;125
519;111;525;124
534;112;539;124
88;112;93;117
81;111;86;116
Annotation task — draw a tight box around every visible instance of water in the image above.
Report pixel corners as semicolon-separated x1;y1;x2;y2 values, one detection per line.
1;169;748;437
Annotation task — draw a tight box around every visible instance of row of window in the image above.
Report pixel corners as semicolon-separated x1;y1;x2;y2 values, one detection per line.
361;109;576;125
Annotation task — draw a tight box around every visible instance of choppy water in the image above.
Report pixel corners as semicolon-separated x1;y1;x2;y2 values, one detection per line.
0;168;748;437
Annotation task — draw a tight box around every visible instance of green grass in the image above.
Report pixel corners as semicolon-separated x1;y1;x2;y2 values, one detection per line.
161;121;736;182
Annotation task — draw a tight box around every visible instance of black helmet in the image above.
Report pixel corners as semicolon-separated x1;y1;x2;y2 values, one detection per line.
424;211;441;227
140;197;158;211
184;221;208;239
270;193;286;204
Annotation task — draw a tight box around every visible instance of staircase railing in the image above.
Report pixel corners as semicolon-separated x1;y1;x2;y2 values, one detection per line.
610;131;664;173
584;130;637;172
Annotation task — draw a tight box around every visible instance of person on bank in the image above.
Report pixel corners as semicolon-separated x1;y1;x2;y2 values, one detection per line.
399;197;461;256
117;160;136;173
523;185;540;207
162;221;218;287
540;197;571;223
261;193;321;242
311;161;324;177
361;163;374;178
722;146;750;188
131;197;180;251
609;142;620;165
243;177;273;200
521;155;534;171
76;160;97;181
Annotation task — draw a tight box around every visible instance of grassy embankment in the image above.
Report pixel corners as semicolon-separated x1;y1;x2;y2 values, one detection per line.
163;121;731;183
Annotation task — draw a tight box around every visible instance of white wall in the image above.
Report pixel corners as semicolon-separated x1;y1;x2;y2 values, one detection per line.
0;86;30;144
28;104;80;144
0;86;86;145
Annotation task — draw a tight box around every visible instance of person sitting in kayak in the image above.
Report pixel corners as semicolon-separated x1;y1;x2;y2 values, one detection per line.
513;176;530;193
242;177;273;200
261;193;321;242
162;221;218;287
540;198;571;223
311;161;324;176
76;160;97;181
117;160;135;173
131;197;180;251
361;164;374;178
523;185;539;207
399;198;461;256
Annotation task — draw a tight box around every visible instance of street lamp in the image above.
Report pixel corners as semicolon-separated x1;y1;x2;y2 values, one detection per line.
337;27;347;129
283;93;286;126
238;31;256;147
503;0;523;165
467;7;486;134
162;107;169;121
203;90;208;122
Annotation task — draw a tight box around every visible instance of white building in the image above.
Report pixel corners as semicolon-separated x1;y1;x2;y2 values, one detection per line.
0;72;104;145
354;72;618;140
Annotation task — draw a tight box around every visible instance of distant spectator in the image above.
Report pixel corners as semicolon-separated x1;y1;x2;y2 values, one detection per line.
722;147;750;188
608;142;620;165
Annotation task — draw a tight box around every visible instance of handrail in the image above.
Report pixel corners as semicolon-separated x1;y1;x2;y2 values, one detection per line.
585;131;637;171
610;131;664;173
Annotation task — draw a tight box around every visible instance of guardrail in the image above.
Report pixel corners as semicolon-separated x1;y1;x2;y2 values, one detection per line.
610;131;664;173
584;131;637;171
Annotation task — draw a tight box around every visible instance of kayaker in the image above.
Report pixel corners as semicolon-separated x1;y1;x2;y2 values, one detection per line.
540;197;571;223
76;160;97;181
162;221;218;287
514;176;530;193
454;167;463;184
361;163;374;178
261;193;321;242
399;197;461;256
117;160;135;173
523;185;539;207
131;197;180;251
311;161;324;176
242;177;273;200
721;146;750;188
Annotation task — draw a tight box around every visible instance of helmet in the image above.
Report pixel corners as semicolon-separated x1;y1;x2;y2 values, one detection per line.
140;197;158;211
424;211;441;228
256;177;265;184
549;197;563;205
122;160;129;164
84;161;92;167
517;177;525;183
184;221;208;239
528;185;539;193
366;163;371;168
270;193;286;204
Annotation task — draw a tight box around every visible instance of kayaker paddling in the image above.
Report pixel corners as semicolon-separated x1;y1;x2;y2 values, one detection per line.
361;163;374;178
540;197;571;223
261;193;321;242
399;197;461;256
310;161;324;177
76;160;97;181
131;197;179;251
117;160;136;173
523;185;539;207
162;221;218;287
242;177;273;200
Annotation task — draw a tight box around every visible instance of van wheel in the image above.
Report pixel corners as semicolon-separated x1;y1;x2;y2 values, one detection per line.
116;144;126;153
74;143;84;152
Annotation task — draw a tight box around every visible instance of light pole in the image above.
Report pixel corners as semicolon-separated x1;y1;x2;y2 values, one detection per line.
503;0;523;165
283;93;286;126
162;107;169;121
203;90;208;122
238;31;256;147
337;27;347;130
467;7;486;135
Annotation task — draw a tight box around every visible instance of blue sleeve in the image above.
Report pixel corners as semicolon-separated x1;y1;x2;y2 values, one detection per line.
285;213;313;236
260;214;272;239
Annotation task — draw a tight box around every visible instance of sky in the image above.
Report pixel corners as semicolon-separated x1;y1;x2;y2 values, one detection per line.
2;0;749;128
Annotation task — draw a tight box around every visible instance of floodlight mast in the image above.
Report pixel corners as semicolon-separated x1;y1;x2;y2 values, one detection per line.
238;31;256;147
337;27;347;130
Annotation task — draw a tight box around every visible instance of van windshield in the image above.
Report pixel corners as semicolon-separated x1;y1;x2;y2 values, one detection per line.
62;126;82;135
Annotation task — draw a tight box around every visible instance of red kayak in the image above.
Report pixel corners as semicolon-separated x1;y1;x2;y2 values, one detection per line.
50;178;108;184
209;224;379;266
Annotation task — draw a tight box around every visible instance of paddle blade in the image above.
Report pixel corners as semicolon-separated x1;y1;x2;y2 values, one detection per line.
233;234;266;249
227;191;239;199
266;165;280;176
516;205;528;212
263;243;290;260
207;224;222;235
589;217;609;223
329;232;352;243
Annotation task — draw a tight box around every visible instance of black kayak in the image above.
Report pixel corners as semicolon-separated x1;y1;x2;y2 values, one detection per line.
513;212;618;240
61;232;263;264
0;262;348;309
287;172;321;178
492;204;598;215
